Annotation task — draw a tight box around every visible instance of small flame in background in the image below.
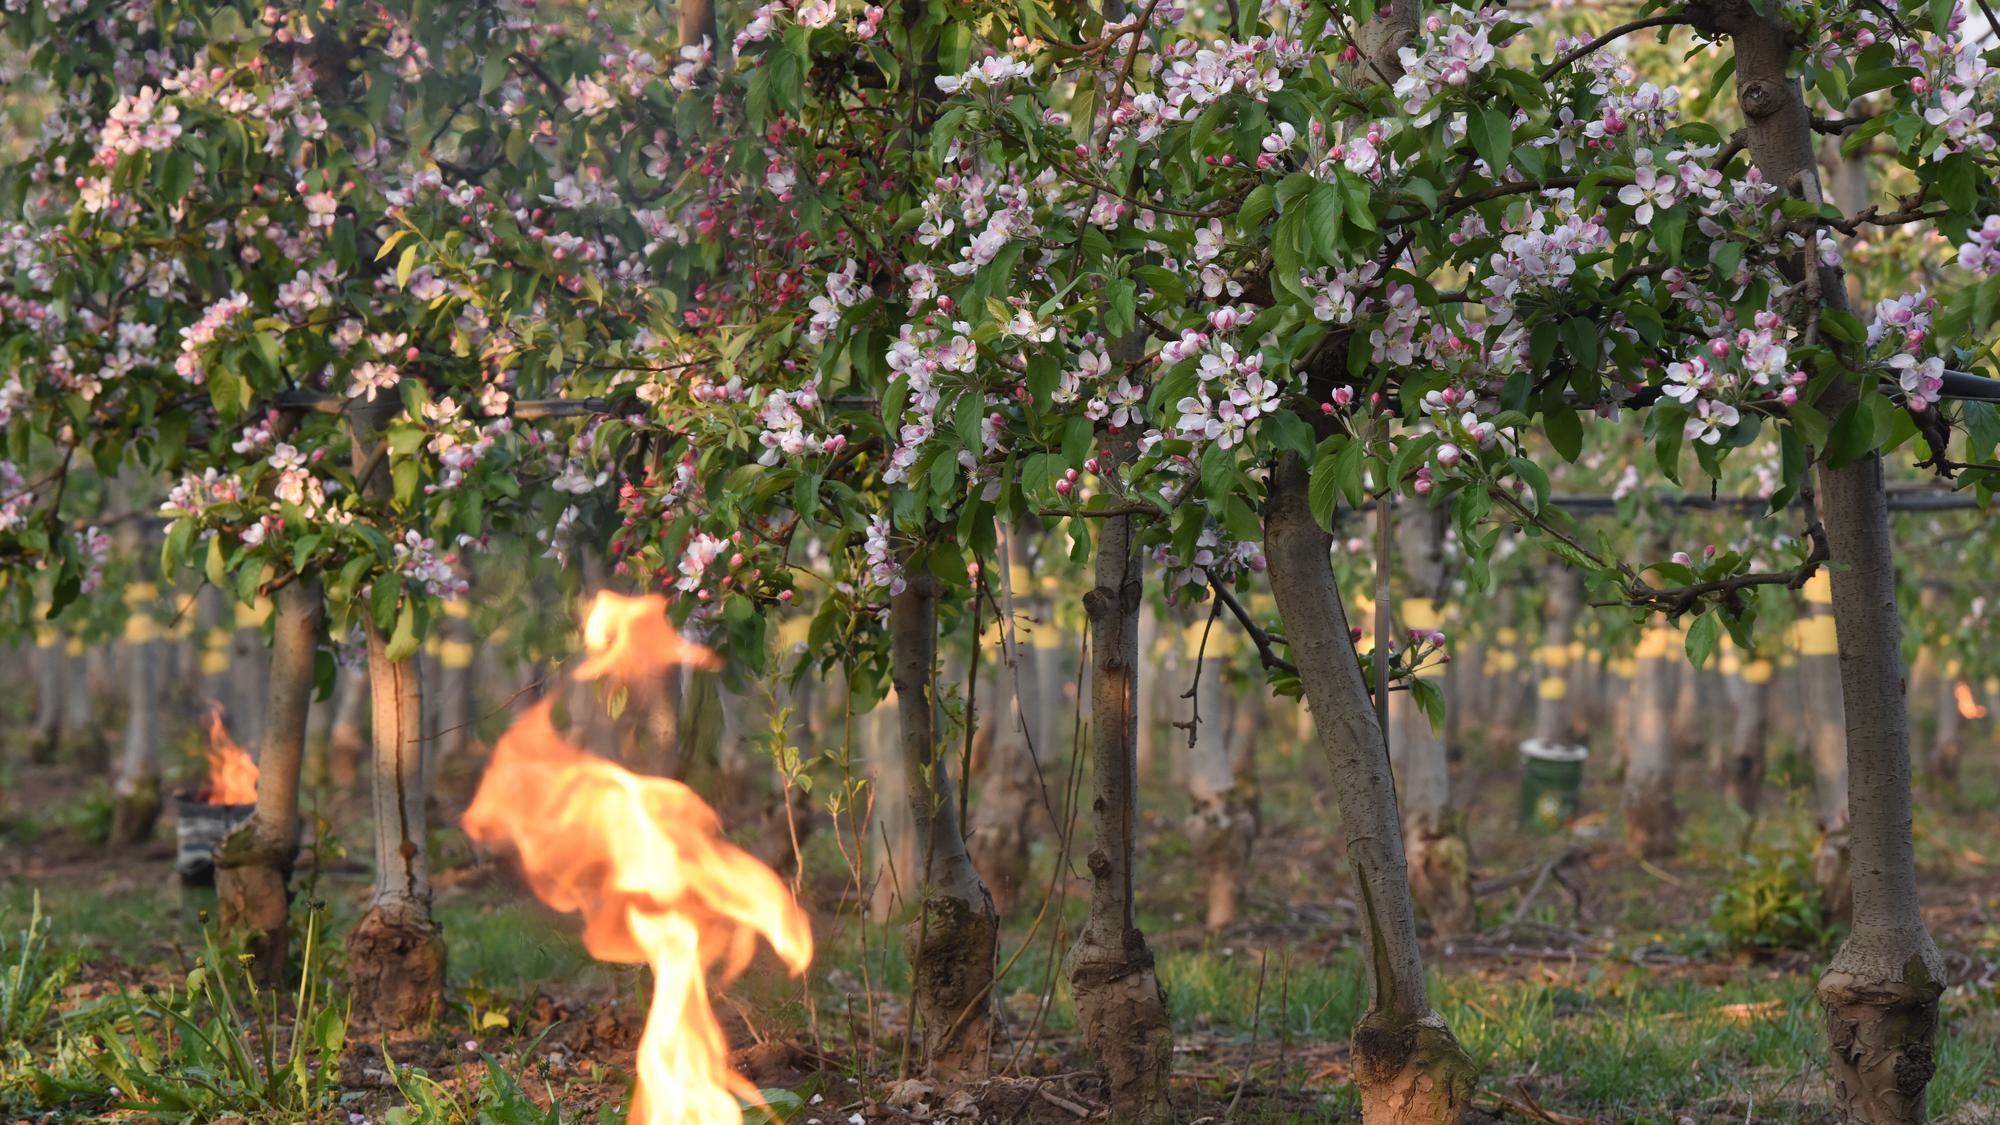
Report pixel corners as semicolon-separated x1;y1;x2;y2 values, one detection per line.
1956;681;1988;721
462;592;810;1125
201;703;260;805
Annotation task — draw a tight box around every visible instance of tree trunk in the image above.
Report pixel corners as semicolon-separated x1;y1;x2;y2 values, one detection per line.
1928;659;1964;783
1720;649;1771;816
1622;623;1680;859
1135;601;1161;785
1528;567;1580;747
326;663;368;789
1702;7;1946;1114
217;576;321;986
865;688;913;922
1799;578;1854;922
890;562;999;1083
110;622;162;847
968;524;1045;916
1182;617;1255;933
62;641;105;770
1393;507;1471;937
1263;455;1474;1123
1064;499;1174;1124
343;402;446;1029
30;635;62;763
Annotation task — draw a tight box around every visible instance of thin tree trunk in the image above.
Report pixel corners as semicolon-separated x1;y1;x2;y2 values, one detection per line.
1623;622;1680;859
1263;454;1473;1123
1703;6;1946;1114
110;615;162;847
1799;578;1854;921
327;663;368;789
890;561;999;1082
1064;487;1174;1124
30;634;62;763
1182;613;1255;933
1720;649;1771;815
62;641;104;770
865;687;912;923
968;524;1044;916
1928;659;1964;783
343;403;446;1029
1393;507;1471;936
217;576;321;986
1529;567;1580;746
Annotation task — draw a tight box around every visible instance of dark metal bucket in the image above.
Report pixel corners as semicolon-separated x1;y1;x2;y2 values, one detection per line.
173;795;254;884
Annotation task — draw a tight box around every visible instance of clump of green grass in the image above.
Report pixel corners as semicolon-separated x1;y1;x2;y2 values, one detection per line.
0;893;77;1046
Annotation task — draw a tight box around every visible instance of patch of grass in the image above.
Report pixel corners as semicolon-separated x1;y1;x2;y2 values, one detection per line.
0;893;77;1045
0;880;183;963
436;895;613;998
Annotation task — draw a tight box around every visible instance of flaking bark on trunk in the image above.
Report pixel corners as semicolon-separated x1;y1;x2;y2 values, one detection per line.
1622;622;1680;859
1696;4;1946;1115
217;575;321;986
890;562;999;1083
1264;455;1474;1123
1064;495;1174;1123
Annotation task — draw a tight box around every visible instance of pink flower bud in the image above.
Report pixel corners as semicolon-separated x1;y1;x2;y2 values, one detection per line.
1055;478;1072;495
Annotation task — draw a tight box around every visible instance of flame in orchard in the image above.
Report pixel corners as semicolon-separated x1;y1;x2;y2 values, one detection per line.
201;703;260;805
1956;681;1988;720
462;593;810;1125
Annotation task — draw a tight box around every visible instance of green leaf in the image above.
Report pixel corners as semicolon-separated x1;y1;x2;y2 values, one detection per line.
1469;108;1513;176
395;244;419;289
1508;456;1550;513
1237;183;1275;231
205;534;228;589
1684;613;1720;670
384;601;420;663
1307;448;1344;532
1826;399;1875;469
1306;183;1344;264
1653;205;1686;262
1545;406;1583;462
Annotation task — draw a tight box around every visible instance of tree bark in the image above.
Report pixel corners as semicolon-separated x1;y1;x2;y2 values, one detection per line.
1392;507;1471;937
968;523;1045;916
217;575;321;987
343;402;445;1029
1064;500;1174;1123
1697;4;1946;1114
29;635;62;763
326;663;368;789
1263;455;1474;1123
1928;659;1964;784
890;561;999;1083
1182;614;1256;933
1799;579;1854;922
110;624;162;847
1719;650;1771;816
1528;567;1580;746
1622;622;1680;859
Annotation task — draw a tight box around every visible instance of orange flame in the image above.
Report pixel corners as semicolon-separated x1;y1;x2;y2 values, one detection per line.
1956;681;1988;721
462;593;809;1125
202;703;260;805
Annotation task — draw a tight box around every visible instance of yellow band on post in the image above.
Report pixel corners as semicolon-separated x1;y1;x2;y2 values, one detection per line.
1803;572;1833;605
1496;626;1521;646
1536;644;1572;668
64;637;85;657
1742;658;1774;685
440;640;475;670
123;616;157;645
1794;614;1839;657
1537;678;1568;700
778;616;811;648
1608;657;1637;680
1635;626;1677;660
201;650;231;676
442;600;471;620
1402;598;1443;632
1489;651;1519;672
123;583;159;606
